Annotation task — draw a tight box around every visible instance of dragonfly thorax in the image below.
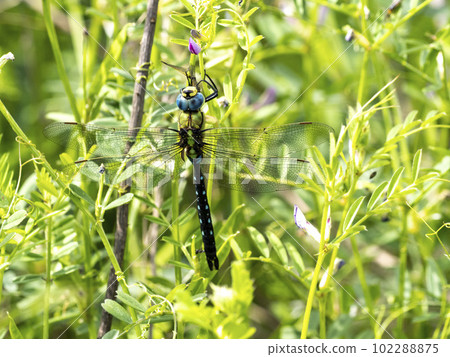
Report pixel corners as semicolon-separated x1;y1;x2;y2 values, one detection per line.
178;127;204;161
177;86;205;112
179;111;204;129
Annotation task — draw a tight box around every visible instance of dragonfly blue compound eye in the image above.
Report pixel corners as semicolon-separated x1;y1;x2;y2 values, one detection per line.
176;94;189;111
188;92;205;111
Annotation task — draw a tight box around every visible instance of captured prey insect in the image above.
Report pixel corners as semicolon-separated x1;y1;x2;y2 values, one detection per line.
44;65;334;271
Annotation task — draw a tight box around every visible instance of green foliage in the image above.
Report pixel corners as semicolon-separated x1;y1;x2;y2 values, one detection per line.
0;0;449;339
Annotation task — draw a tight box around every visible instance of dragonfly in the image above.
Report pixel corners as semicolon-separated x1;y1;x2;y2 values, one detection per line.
44;65;334;271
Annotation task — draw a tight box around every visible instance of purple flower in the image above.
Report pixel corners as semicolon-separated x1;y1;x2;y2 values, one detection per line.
294;205;321;243
188;37;201;55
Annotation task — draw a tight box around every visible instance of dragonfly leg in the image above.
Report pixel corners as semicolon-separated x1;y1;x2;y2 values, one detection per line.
197;71;218;103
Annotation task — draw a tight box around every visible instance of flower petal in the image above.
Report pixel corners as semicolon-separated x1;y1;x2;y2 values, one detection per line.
294;205;321;243
294;205;307;229
188;37;201;55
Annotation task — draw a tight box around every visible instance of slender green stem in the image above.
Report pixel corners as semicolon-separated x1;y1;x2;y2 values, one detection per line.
357;51;369;104
41;0;81;123
350;235;375;323
396;206;408;336
301;194;329;339
80;180;94;338
0;245;4;304
301;250;326;338
360;0;368;34
111;0;119;38
319;297;327;338
84;0;102;85
172;163;181;285
380;49;436;84
43;217;53;339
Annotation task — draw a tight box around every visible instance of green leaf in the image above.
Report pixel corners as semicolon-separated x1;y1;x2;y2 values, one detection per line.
422;112;445;126
343;196;365;232
170;38;189;46
85;7;112;21
248;227;269;258
145;215;169;227
59;152;75;167
53;265;80;278
231;260;254;311
425;258;443;298
8;313;23;339
36;168;59;197
401;120;421;135
178;208;196;226
34;210;66;225
89;24;130;98
223;73;233;102
249;35;264;47
242;7;259;21
3;210;27;230
218;204;245;236
386;123;402;141
266;231;288;265
403;110;418;125
13;274;43;284
69;184;95;207
162;236;181;247
236;67;253;90
117;291;146;313
217;19;239;27
105;193;134;210
387;167;404;198
285;242;305;273
169;14;195;29
0;189;10;208
179;0;195;15
411;149;422;183
415;173;439;185
367;181;388;211
0;232;15;249
53;242;79;260
26;252;44;261
168;260;192;270
101;299;133;324
340;225;367;241
166;283;187;301
149;315;175;324
102;329;120;339
311;146;328;183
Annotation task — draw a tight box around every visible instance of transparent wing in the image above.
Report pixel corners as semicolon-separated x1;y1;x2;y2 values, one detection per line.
199;122;333;192
43;122;180;152
203;122;333;156
44;122;183;189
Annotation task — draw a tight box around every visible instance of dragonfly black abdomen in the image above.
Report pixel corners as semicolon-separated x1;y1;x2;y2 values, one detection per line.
192;158;218;270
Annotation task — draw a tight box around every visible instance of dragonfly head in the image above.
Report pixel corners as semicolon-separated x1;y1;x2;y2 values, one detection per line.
177;86;205;112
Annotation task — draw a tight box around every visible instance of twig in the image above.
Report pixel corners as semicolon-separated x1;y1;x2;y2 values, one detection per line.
97;0;160;338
